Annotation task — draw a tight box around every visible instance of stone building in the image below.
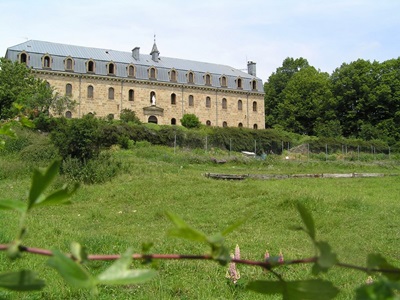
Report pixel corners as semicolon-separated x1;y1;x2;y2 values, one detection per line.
5;40;265;129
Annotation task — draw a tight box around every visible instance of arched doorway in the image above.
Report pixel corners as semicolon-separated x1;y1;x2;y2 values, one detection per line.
148;115;158;124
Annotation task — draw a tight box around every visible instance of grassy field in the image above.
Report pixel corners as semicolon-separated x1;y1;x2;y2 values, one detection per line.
1;145;400;299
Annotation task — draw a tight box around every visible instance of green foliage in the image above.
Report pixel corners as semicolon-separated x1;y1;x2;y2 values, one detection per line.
51;114;102;161
119;108;141;124
180;113;201;129
61;152;122;184
0;270;45;291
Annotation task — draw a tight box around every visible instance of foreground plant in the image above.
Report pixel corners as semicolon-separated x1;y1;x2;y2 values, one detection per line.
1;161;400;299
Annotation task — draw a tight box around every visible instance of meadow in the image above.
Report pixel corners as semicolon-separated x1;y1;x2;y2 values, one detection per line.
1;144;400;299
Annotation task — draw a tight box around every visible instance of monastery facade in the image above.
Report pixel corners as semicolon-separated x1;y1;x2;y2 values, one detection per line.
6;40;265;129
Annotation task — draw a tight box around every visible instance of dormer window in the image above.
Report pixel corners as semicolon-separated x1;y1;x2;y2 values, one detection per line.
108;62;115;75
251;79;257;90
127;65;135;77
149;67;157;79
65;57;74;71
87;60;95;73
188;72;194;84
42;55;51;69
19;52;28;65
220;76;227;87
205;74;211;86
237;78;242;89
170;69;177;82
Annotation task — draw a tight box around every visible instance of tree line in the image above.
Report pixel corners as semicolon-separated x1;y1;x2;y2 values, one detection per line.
264;57;400;145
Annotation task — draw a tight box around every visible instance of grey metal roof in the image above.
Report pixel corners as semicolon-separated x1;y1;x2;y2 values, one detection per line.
6;40;264;92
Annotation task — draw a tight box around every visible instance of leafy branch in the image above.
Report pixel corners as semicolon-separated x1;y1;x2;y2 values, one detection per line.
1;161;400;299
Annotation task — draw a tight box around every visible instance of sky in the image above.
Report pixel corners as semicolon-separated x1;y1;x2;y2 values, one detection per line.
1;0;400;82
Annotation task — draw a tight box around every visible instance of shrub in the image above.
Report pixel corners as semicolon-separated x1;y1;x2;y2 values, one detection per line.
61;151;122;184
119;108;141;124
180;114;201;129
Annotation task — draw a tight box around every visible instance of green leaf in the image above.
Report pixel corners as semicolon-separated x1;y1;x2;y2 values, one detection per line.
316;241;337;271
248;279;339;300
34;183;79;207
356;278;399;300
97;248;157;285
165;211;208;243
367;254;400;281
0;270;45;291
70;242;88;264
19;116;34;128
221;214;250;236
28;160;61;210
296;202;316;240
47;249;94;289
0;199;26;212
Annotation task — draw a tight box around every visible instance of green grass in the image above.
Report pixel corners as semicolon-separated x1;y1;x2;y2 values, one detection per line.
1;145;400;299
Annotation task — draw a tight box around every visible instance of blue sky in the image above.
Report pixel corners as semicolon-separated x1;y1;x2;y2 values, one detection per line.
1;0;399;81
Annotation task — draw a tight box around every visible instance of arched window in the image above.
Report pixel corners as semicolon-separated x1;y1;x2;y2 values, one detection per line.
108;63;115;75
148;115;158;124
43;55;51;68
238;99;243;111
205;74;211;86
87;60;95;72
206;120;211;126
108;87;114;100
171;93;176;105
170;70;177;81
65;58;73;71
252;80;257;90
253;124;258;130
128;65;135;77
171;118;176;125
222;98;227;109
221;76;227;87
129;89;134;101
237;78;242;89
150;91;156;104
66;84;72;96
87;85;94;99
150;67;156;79
253;101;257;112
65;111;72;119
188;72;194;83
238;122;243;128
188;95;194;107
19;53;28;65
222;121;228;128
206;96;211;108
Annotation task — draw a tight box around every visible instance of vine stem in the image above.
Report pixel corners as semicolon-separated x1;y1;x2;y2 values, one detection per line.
0;244;399;274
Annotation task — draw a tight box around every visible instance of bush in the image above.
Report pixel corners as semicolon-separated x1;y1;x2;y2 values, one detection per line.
61;152;122;184
119;108;141;124
180;114;201;129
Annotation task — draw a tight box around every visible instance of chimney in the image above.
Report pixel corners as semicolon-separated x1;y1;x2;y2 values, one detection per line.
132;47;140;60
247;61;256;77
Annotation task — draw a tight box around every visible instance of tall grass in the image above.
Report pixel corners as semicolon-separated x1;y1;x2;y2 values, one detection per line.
0;145;400;299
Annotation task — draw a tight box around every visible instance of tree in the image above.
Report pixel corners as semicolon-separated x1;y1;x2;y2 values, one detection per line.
119;108;141;124
180;113;201;128
0;58;39;119
264;57;310;128
0;58;76;119
275;67;335;135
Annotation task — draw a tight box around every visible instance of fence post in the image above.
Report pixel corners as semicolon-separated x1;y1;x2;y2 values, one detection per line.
325;144;328;161
174;133;177;154
254;140;257;155
205;135;208;152
229;138;232;156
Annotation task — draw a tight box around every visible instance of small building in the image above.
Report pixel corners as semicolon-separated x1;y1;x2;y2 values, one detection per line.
5;40;265;128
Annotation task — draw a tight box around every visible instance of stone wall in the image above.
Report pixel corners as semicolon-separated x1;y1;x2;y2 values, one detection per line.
36;71;265;129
